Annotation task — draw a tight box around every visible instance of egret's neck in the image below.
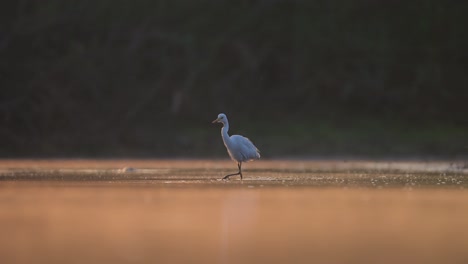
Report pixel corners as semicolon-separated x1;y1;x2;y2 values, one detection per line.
221;122;230;145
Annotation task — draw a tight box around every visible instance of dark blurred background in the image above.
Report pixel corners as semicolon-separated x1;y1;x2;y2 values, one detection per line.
1;0;467;158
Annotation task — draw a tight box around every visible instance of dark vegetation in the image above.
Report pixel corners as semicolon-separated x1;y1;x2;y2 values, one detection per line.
1;0;467;157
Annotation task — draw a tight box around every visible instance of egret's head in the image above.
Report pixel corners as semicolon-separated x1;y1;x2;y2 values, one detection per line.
212;113;227;124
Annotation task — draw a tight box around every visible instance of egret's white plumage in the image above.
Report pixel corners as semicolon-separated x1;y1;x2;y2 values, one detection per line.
212;113;260;179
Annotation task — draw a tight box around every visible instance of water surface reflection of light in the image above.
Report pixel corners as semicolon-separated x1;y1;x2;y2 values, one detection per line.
219;190;259;263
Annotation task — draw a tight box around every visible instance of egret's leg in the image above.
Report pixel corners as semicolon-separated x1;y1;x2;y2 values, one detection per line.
239;162;243;180
222;171;240;180
222;162;243;180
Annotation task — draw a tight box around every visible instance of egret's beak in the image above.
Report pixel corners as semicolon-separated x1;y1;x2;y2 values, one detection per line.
212;118;220;123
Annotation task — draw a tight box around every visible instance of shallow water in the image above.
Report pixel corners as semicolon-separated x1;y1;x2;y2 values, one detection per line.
1;159;468;264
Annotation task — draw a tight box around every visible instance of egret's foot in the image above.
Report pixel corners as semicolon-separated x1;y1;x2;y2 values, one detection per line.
222;172;242;180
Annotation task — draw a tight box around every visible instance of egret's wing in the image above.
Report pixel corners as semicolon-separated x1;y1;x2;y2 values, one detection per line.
231;135;261;160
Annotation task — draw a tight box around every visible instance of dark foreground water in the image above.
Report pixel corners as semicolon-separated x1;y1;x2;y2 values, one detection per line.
0;159;467;264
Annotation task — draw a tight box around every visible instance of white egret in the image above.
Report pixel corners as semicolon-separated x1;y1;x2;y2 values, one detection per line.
212;113;260;180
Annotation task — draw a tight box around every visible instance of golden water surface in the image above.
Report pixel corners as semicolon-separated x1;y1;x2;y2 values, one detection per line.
0;159;467;264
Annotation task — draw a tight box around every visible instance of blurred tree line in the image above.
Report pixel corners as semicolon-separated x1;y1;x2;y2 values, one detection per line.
0;0;467;157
